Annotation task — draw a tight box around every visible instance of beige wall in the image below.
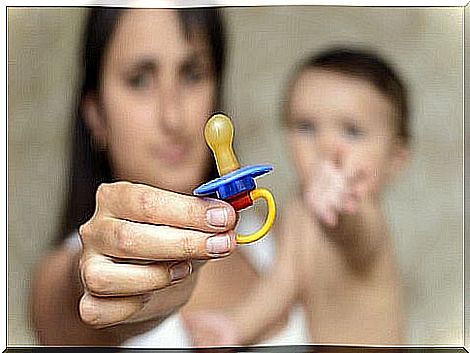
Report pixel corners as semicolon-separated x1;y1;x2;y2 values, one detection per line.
465;4;469;349
8;6;463;345
8;8;86;344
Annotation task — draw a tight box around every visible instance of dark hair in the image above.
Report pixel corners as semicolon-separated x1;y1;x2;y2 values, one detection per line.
284;46;410;144
57;8;225;244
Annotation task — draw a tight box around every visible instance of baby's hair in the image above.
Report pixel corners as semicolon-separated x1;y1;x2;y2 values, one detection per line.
283;46;410;144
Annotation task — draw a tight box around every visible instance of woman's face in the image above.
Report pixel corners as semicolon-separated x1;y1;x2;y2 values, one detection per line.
287;69;407;199
85;9;216;193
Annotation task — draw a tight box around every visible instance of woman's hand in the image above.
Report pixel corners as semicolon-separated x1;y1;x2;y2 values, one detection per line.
78;181;237;328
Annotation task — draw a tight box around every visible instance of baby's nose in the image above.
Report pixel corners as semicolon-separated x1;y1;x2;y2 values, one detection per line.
318;135;345;166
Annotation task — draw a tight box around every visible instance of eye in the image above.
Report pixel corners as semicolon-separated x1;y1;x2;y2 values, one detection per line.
293;120;316;135
181;63;206;84
343;123;365;139
127;71;154;89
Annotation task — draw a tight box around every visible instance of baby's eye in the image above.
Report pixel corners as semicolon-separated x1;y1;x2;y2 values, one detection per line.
294;121;316;134
343;123;365;139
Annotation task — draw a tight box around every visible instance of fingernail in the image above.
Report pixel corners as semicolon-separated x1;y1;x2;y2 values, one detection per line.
170;262;191;282
206;207;228;227
206;234;231;255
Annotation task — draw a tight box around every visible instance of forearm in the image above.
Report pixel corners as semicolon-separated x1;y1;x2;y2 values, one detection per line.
231;271;297;345
234;215;303;344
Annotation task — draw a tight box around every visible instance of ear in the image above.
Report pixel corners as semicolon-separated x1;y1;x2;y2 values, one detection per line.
82;93;108;149
387;140;410;183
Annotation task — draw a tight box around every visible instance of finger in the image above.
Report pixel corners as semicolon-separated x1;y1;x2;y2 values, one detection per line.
321;161;344;195
83;217;236;260
315;203;337;227
81;256;192;297
95;182;237;232
304;191;317;218
346;163;376;191
357;169;374;197
342;195;359;214
349;179;366;202
323;208;338;227
81;276;197;328
79;292;148;328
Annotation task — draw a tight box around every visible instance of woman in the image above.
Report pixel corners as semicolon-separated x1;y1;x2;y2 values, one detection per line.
31;7;307;346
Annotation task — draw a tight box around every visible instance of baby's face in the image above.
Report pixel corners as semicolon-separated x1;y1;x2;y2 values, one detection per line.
287;69;405;199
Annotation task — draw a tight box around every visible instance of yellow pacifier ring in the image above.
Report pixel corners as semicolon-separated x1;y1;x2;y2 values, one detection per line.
235;188;276;244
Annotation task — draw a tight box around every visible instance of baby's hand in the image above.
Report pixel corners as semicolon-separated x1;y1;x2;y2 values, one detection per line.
183;311;240;347
305;155;370;227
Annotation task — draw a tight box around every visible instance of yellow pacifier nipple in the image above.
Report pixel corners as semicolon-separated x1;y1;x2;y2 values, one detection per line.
204;113;240;176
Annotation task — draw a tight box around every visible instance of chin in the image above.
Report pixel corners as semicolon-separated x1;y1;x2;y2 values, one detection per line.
156;171;204;194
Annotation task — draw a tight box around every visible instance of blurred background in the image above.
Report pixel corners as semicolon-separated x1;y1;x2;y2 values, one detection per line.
8;6;463;345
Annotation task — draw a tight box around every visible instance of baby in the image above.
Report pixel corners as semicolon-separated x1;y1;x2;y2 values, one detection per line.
185;47;410;345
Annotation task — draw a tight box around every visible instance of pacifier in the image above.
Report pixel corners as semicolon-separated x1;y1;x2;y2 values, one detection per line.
193;113;276;244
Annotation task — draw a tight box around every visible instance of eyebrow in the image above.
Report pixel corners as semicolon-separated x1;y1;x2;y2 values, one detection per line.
181;50;212;68
124;47;212;74
127;57;158;73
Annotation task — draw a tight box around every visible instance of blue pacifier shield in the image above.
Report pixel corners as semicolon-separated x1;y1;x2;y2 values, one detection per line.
193;164;273;200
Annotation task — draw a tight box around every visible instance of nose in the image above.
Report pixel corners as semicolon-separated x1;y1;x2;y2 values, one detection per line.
317;131;344;165
157;79;183;134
